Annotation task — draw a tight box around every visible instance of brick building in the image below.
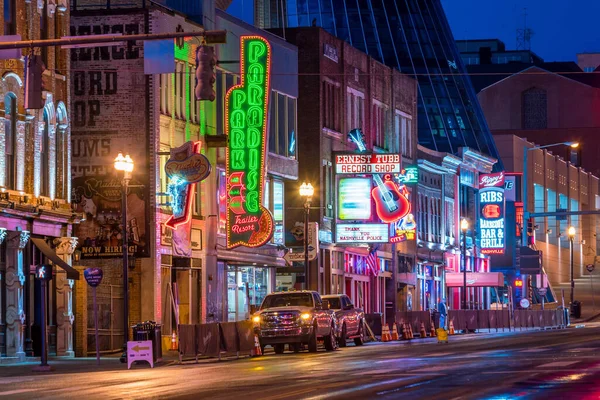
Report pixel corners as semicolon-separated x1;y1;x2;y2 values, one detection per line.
0;0;79;362
70;0;299;353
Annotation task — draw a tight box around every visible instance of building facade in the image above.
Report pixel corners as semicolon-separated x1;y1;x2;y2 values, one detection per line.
0;0;78;361
255;0;502;165
70;0;298;353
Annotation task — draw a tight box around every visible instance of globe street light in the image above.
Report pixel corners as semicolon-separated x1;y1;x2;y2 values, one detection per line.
568;226;576;305
522;141;579;247
114;153;133;362
461;218;469;310
299;182;314;289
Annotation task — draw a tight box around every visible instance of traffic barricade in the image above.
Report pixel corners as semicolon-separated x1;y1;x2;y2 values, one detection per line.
220;321;239;354
197;322;221;358
477;310;489;331
465;310;478;331
236;320;255;354
178;324;197;362
365;313;383;337
489;310;498;331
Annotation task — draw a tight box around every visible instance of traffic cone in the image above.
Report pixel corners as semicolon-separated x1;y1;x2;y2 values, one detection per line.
430;319;436;337
382;325;391;342
449;321;455;335
171;331;178;351
391;323;399;341
419;322;426;338
408;323;414;339
253;334;262;356
401;323;408;340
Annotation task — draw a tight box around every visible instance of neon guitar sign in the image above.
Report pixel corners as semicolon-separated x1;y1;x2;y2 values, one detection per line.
371;174;410;223
225;36;274;248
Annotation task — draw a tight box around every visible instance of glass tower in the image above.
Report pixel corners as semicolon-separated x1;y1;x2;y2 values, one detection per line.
255;0;502;165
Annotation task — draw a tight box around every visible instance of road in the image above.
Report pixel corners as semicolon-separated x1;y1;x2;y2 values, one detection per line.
1;325;600;399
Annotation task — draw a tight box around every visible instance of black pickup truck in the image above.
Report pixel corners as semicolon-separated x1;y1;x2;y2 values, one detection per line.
322;294;365;347
252;291;338;354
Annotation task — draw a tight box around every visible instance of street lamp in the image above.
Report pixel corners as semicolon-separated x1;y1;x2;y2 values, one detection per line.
299;182;314;290
461;218;469;310
568;226;576;305
114;153;133;362
522;141;579;247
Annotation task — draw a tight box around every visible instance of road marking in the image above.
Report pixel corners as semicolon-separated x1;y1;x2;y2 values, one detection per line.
537;361;578;368
519;348;547;353
0;389;39;396
567;347;597;352
413;365;451;372
425;352;453;357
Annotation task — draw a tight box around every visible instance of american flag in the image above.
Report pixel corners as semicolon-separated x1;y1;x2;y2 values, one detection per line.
365;244;381;276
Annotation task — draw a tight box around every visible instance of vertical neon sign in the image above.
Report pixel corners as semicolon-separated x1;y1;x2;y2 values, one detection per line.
225;36;274;248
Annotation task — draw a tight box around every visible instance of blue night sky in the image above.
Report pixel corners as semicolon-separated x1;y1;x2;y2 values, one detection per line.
227;0;600;62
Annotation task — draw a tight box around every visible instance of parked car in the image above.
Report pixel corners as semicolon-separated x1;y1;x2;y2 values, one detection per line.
252;291;338;354
322;294;365;347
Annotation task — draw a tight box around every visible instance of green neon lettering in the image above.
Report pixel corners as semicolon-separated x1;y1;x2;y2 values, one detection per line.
231;129;245;149
248;42;266;63
248;149;259;170
232;91;246;109
247;107;263;128
246;191;258;212
247;128;261;148
248;65;264;84
230;110;246;129
248;84;263;105
247;170;258;191
231;150;245;170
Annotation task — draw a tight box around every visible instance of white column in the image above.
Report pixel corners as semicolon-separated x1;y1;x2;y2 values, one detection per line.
6;230;29;361
53;237;77;357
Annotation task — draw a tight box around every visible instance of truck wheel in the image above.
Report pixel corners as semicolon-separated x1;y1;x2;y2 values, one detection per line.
354;321;365;346
308;327;318;353
338;324;347;348
292;343;302;353
324;324;337;351
274;344;285;354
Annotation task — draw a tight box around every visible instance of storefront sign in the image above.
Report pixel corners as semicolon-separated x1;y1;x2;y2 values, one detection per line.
335;153;401;174
479;172;505;254
165;141;211;229
336;224;389;243
84;268;103;287
390;213;417;243
338;178;372;220
395;166;418;184
371;174;410;223
225;36;274;248
446;272;504;287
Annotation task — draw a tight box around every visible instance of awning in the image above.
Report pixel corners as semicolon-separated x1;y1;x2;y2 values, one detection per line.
446;272;504;288
31;238;80;280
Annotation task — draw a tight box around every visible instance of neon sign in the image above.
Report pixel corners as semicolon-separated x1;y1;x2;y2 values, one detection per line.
390;213;417;243
479;172;505;254
225;36;274;248
335;153;401;174
371;174;410;223
165;141;211;229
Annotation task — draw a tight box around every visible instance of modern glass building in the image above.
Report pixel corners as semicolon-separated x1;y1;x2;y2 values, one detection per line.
255;0;502;165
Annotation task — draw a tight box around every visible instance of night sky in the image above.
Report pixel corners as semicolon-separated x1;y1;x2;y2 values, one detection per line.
227;0;600;63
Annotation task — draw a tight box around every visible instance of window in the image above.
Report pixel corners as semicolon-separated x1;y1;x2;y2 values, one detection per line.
158;145;169;209
522;87;547;129
323;80;340;132
193;181;202;217
346;88;364;134
4;94;16;190
372;101;387;150
160;73;171;115
272;180;284;244
268;90;297;159
56;103;68;199
174;62;185;119
189;65;200;124
4;0;15;35
322;160;333;218
584;66;595;73
396;111;413;158
40;1;48;66
41;109;50;197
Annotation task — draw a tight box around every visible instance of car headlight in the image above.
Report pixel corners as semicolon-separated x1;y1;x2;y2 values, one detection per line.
252;315;261;323
300;313;311;321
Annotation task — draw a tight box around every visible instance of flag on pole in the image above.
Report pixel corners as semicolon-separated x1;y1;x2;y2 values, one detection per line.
365;244;381;276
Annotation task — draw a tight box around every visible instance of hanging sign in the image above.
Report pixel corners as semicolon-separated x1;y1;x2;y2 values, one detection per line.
225;36;274;248
165;141;211;229
479;172;505;254
335;153;401;174
84;268;104;287
390;213;417;243
336;224;389;243
371;174;410;223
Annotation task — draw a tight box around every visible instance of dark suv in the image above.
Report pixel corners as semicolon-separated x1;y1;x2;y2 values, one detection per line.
252;291;338;354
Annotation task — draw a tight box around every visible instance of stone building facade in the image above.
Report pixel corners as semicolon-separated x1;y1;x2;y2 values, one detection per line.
0;0;78;361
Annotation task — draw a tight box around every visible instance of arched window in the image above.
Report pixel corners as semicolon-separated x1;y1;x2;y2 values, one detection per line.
522;87;547;129
56;102;68;199
41;108;50;197
4;93;16;190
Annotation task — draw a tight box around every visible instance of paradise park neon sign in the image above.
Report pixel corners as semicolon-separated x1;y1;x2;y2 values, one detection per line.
225;36;274;248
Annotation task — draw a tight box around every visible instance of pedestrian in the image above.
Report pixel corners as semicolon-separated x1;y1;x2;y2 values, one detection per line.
438;298;448;330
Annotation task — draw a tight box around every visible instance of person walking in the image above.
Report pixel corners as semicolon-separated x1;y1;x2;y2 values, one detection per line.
438;298;448;330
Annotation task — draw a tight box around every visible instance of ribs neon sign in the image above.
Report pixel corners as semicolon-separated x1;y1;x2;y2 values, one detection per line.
225;36;274;248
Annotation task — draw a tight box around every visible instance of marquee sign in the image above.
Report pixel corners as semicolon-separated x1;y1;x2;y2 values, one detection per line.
335;153;401;174
165;141;211;229
336;224;389;243
479;172;505;254
225;36;274;248
390;213;417;243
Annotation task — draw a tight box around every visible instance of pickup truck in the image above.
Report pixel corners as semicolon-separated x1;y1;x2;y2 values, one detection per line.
252;291;338;354
322;294;365;347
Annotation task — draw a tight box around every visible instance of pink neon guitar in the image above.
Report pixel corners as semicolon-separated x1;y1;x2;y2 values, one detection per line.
371;174;410;223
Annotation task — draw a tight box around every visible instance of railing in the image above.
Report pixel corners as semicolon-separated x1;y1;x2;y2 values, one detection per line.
71;0;145;10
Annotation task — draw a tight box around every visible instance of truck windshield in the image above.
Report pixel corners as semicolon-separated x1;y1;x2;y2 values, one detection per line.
324;297;341;309
261;293;314;309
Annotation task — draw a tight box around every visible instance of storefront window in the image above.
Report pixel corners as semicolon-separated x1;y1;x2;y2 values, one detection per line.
272;180;284;244
227;265;272;321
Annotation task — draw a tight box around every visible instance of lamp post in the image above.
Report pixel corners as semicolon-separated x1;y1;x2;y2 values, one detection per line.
299;182;314;290
522;142;579;247
114;153;133;361
461;218;469;310
568;226;576;305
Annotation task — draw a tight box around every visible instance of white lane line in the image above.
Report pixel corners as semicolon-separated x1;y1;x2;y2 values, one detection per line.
0;389;39;396
567;347;597;352
537;361;579;368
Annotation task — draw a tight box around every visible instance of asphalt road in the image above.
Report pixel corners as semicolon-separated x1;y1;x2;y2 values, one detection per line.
2;325;600;399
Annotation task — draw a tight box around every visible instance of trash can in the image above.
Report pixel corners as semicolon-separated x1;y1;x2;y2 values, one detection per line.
132;321;162;362
570;301;582;319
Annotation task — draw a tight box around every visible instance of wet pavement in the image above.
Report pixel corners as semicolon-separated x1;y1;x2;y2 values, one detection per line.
1;324;600;399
